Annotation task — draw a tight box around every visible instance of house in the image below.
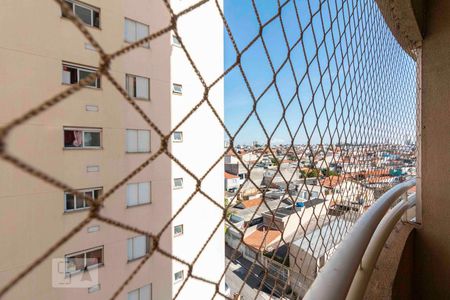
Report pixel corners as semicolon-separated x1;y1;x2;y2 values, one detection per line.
237;166;266;195
320;176;375;214
224;171;240;192
225;149;250;187
296;183;329;201
225;160;266;189
364;175;398;189
227;192;329;264
230;197;280;227
242;226;282;261
288;220;354;297
234;198;263;209
228;214;245;230
240;151;259;165
261;198;328;240
226;196;291;261
224;148;239;164
225;224;282;262
261;164;301;190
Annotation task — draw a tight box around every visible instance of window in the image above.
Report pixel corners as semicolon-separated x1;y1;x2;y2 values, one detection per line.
88;284;101;293
174;225;183;236
127;235;149;261
174;270;184;283
65;187;102;212
173;178;183;189
301;191;308;199
126;129;150;153
86;165;100;172
62;0;100;28
65;246;103;274
127;182;151;207
64;127;101;148
128;284;152;300
173;131;183;142
172;34;181;47
172;83;183;95
62;63;100;88
124;18;150;48
126;74;150;100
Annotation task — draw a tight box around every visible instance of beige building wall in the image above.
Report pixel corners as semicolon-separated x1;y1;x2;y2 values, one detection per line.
0;0;224;299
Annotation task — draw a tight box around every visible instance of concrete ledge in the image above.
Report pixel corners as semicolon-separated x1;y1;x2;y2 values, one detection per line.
375;0;424;59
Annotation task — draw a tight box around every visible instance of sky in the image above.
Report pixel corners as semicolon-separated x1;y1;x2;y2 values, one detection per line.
223;0;417;146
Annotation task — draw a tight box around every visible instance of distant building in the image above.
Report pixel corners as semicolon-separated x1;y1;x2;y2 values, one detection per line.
261;198;327;240
225;172;240;192
320;176;376;214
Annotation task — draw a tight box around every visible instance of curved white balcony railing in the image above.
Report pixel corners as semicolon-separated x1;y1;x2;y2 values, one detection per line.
304;179;417;300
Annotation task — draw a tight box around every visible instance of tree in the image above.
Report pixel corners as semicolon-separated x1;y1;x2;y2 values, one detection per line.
224;198;231;219
322;168;338;177
270;157;279;166
300;168;320;178
307;169;320;178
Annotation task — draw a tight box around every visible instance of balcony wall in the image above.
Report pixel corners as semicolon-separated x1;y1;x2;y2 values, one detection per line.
363;222;416;299
416;0;450;298
360;1;450;298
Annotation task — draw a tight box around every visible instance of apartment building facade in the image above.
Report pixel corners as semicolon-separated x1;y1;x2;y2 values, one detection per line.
0;0;224;299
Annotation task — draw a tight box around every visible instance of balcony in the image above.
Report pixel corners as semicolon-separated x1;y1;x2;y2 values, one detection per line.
303;1;450;299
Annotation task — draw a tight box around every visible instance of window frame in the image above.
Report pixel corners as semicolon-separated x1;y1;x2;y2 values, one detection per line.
126;74;150;101
174;224;184;237
88;284;101;294
126;182;152;207
63;127;102;149
62;62;100;88
173;131;183;142
173;178;183;189
126;129;151;153
127;235;150;262
124;18;150;48
172;83;183;95
62;0;100;28
174;270;184;283
64;187;102;212
128;283;152;300
65;246;104;275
